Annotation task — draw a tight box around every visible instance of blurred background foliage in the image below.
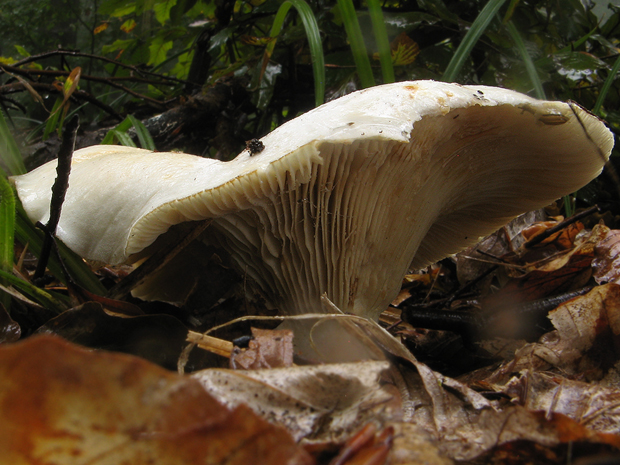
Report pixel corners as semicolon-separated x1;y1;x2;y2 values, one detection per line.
0;0;619;324
0;0;618;161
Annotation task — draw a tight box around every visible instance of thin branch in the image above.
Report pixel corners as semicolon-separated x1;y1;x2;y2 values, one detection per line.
34;115;79;282
0;65;173;108
10;50;192;86
0;82;123;120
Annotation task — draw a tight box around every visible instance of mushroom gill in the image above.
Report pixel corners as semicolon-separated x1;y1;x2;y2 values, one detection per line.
11;81;615;361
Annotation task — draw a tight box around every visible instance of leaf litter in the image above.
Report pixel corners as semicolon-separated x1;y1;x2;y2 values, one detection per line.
4;211;620;464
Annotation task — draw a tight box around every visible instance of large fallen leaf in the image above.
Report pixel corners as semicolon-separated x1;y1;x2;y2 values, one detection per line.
193;360;401;443
0;335;312;465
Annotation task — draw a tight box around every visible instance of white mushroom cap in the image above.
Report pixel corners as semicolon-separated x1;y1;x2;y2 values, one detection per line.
12;81;614;326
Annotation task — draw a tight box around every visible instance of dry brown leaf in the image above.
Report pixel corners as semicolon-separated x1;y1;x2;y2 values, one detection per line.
504;371;620;434
230;327;294;369
479;283;620;389
484;225;608;309
398;359;620;461
193;360;401;443
0;335;312;465
593;229;620;285
522;218;583;249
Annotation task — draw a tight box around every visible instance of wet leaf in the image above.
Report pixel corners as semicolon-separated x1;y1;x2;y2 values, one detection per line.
484;225;608;308
193;360;402;443
388;32;420;66
0;302;20;343
475;284;620;388
93;22;109;34
241;35;275;46
230;327;294;369
504;371;620;434
0;335;313;465
593;229;620;285
522;219;583;250
120;19;136;33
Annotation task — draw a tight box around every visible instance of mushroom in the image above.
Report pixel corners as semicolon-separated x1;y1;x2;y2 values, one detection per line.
12;81;614;361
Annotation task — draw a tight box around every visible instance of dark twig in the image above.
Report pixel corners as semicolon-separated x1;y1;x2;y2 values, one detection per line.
106;220;212;300
34;115;79;282
9;50;192;86
524;204;600;248
401;286;594;342
0;82;122;120
0;65;171;108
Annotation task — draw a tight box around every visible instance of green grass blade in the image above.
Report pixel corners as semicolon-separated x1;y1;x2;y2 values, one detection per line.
0;109;26;176
42;98;63;141
0;268;67;314
506;21;545;99
114;130;137;147
557;25;598;55
367;0;394;83
442;0;508;82
337;0;375;88
268;0;325;106
0;175;15;309
593;53;620;116
102;116;134;145
128;115;156;151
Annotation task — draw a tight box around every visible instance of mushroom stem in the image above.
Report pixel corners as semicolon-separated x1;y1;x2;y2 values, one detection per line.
11;81;615;361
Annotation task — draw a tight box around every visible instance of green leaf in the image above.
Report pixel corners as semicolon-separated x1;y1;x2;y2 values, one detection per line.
0;175;15;309
367;0;394;83
102;116;154;149
593;53;620;116
42;98;64;140
267;0;325;106
115;130;137;147
14;203;106;295
0;108;26;176
0;268;67;314
102;39;135;55
127;115;156;150
99;0;137;17
337;0;375;88
14;45;30;57
148;36;173;66
505;21;545;99
442;0;509;82
154;0;178;24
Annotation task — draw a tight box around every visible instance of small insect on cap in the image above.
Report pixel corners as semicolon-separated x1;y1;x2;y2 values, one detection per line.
12;81;614;361
246;138;265;155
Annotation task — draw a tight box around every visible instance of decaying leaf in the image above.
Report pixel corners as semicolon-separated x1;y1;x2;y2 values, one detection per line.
93;22;109;34
120;19;136;33
373;33;420;65
230;327;294;369
593;229;620;285
193;360;401;443
0;302;20;343
521;217;583;250
480;284;620;383
396;355;620;461
0;335;312;465
504;371;620;434
483;224;608;310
